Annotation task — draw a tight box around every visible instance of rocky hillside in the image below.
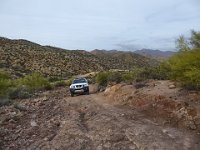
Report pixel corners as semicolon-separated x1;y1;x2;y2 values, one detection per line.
0;37;157;78
91;49;158;69
134;49;176;60
0;38;107;78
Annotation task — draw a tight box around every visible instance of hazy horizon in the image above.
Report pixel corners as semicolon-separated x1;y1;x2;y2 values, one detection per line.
0;0;200;51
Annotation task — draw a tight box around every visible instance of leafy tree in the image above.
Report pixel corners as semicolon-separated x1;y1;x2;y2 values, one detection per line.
168;30;200;89
176;35;190;51
176;30;200;51
190;30;200;49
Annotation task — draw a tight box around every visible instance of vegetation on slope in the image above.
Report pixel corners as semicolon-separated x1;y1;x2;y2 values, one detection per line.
0;71;52;106
165;30;200;89
95;30;200;90
0;38;156;78
95;67;166;87
91;49;158;69
0;38;107;78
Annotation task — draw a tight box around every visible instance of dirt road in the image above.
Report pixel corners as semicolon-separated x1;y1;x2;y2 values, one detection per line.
0;87;200;150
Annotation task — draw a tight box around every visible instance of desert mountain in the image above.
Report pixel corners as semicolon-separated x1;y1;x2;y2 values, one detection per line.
134;49;176;60
0;38;157;78
91;49;158;69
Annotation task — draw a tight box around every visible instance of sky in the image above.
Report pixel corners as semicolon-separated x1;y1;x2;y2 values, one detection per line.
0;0;200;51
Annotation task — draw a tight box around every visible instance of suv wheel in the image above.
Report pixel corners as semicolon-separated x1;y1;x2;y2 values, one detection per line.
70;92;74;97
85;91;89;95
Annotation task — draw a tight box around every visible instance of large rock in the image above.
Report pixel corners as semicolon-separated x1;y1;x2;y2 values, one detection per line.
169;84;176;89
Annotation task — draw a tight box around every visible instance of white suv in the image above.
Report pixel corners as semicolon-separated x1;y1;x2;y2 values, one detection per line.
69;78;89;97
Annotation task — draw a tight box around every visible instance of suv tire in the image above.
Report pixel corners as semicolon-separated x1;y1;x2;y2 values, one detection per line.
70;92;74;97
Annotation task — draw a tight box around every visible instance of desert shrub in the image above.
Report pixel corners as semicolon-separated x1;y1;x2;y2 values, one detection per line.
0;71;13;98
8;86;32;99
122;72;135;82
16;72;50;90
0;70;11;80
54;80;67;87
65;77;75;86
0;79;13;97
171;30;200;89
8;73;53;100
0;98;12;107
135;66;169;81
164;30;200;90
44;83;54;90
158;62;172;79
0;72;53;106
48;76;62;82
96;71;136;86
108;72;123;84
95;71;111;86
167;49;200;89
95;67;172;87
0;71;14;105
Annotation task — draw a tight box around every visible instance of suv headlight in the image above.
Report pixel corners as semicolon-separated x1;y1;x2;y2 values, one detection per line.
83;84;89;87
70;85;75;89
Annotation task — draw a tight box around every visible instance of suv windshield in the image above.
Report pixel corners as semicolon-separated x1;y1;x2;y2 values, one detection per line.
73;78;87;84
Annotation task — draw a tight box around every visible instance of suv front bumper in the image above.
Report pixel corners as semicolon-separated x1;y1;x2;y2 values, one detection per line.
70;86;89;94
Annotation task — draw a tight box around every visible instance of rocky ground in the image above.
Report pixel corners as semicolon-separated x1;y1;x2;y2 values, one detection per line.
0;82;200;150
104;80;200;132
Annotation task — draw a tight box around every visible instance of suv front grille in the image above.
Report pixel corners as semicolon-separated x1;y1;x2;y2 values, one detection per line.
76;85;83;88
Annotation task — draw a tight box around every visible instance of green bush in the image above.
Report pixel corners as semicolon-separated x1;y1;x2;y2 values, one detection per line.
0;98;12;107
16;73;50;90
0;71;11;80
8;72;53;99
0;71;13;98
44;83;54;90
96;71;137;86
54;80;67;87
122;72;135;83
95;71;111;86
65;77;75;86
95;67;171;86
135;66;170;81
8;86;32;99
108;72;123;84
0;79;12;97
165;30;200;90
0;72;54;106
48;76;62;82
168;49;200;89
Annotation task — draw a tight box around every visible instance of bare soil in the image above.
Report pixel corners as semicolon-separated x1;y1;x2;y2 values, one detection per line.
0;82;200;150
104;80;200;132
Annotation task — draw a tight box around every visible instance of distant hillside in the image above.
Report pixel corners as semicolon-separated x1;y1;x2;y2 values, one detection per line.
0;38;158;78
91;49;158;69
134;49;176;60
0;38;107;78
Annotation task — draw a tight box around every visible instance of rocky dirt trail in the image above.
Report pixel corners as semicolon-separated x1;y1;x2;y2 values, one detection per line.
0;85;200;150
